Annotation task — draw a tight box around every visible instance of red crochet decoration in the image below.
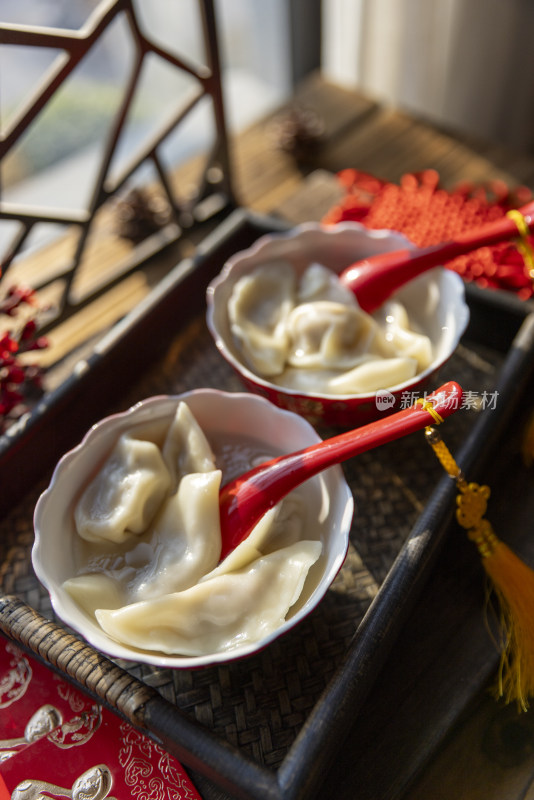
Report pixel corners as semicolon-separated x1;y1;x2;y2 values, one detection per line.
322;169;534;299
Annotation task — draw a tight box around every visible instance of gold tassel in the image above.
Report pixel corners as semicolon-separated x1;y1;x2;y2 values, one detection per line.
425;426;534;711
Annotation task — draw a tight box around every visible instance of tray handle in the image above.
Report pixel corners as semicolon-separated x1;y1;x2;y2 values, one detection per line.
0;594;156;721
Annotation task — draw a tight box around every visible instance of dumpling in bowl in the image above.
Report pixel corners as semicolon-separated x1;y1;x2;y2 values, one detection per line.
286;301;390;370
74;434;171;544
64;400;323;658
95;540;322;656
273;357;419;395
227;259;433;395
228;261;295;376
66;468;224;604
377;300;433;371
74;401;216;545
297;262;358;306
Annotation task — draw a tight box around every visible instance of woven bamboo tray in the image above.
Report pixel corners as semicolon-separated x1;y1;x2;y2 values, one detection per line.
1;209;534;800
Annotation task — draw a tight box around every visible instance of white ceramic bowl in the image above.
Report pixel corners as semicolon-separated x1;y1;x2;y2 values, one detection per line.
32;390;353;668
206;222;470;427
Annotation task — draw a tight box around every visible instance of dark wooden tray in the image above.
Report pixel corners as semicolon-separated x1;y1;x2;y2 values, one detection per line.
1;208;534;800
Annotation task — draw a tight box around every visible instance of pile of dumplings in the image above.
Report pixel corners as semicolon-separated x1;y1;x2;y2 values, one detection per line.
64;402;321;657
228;261;433;394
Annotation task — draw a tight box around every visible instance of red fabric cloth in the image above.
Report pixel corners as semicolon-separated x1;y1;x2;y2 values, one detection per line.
0;635;201;799
322;168;534;299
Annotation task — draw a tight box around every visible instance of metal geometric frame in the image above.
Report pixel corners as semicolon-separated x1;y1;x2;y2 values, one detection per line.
0;0;236;328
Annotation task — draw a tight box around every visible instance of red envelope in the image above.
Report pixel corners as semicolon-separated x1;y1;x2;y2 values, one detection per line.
0;635;201;799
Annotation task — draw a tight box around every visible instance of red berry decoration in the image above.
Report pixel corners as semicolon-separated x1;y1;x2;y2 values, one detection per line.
0;285;49;434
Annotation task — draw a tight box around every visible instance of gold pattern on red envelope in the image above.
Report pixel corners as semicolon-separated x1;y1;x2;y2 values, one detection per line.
0;644;32;710
0;636;201;799
10;764;116;799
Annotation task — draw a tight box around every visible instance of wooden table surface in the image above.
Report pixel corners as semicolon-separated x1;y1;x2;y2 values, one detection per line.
8;72;534;800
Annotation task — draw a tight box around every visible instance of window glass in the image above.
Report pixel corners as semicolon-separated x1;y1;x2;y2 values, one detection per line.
0;0;295;258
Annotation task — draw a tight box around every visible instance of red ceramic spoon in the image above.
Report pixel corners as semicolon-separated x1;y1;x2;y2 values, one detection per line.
219;381;462;559
339;200;534;313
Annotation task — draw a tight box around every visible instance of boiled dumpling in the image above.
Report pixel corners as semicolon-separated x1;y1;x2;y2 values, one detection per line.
271;366;351;394
377;300;432;371
71;470;223;603
162;401;216;491
95;540;322;656
228;261;296;376
298;262;358;306
250;492;305;555
207;506;278;576
207;492;306;577
286;301;388;369
74;433;171;544
129;470;222;599
63;573;125;617
326;356;418;393
274;356;418;394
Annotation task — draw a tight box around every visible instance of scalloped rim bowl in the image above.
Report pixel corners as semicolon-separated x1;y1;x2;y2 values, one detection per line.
206;222;470;427
32;389;353;668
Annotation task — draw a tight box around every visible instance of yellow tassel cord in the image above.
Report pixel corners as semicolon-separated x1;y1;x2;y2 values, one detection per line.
507;208;534;284
425;426;534;711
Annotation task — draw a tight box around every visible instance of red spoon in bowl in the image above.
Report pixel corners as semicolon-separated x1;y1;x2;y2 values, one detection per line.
219;380;462;559
339;200;534;313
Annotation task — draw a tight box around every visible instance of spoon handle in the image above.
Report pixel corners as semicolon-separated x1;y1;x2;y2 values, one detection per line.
219;381;462;557
340;199;534;313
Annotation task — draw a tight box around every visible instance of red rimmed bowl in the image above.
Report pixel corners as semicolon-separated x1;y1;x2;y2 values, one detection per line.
206;222;469;427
